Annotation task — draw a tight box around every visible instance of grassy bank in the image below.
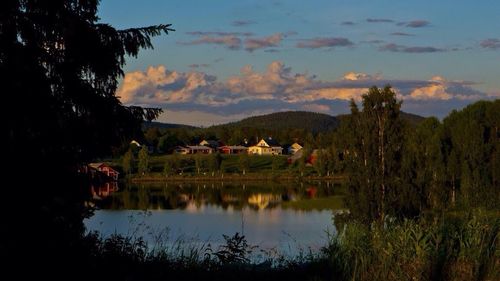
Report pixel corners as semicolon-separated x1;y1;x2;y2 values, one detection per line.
109;154;347;182
128;172;347;182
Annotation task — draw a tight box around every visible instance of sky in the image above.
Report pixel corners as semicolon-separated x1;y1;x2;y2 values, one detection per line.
99;0;500;126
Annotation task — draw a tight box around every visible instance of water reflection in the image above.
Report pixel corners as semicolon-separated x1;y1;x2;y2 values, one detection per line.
86;181;346;255
90;181;119;200
92;181;346;212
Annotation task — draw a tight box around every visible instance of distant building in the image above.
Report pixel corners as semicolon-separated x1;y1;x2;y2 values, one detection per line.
287;142;303;155
199;139;220;148
174;146;190;154
88;162;119;181
175;145;213;154
248;138;283;155
186;145;213;154
287;148;304;164
218;145;249;155
130;140;141;147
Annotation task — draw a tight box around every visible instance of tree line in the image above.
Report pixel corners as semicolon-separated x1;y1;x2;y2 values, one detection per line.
337;86;499;223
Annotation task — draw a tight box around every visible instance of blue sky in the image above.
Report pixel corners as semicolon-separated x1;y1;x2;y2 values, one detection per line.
99;0;500;126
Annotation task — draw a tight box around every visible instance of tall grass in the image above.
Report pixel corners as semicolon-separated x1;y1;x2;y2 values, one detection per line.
323;211;500;281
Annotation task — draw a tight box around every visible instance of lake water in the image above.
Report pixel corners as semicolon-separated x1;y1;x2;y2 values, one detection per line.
84;181;346;256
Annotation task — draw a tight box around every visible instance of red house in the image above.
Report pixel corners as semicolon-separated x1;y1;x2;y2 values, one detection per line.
88;163;119;181
218;145;248;155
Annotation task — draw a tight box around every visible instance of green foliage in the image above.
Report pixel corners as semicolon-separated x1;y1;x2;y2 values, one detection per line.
238;153;250;175
271;155;283;174
123;149;134;175
208;152;222;175
314;149;327;176
401;117;446;213
442;100;500;209
138;146;149;175
325;214;500;281
341;86;406;222
194;154;203;174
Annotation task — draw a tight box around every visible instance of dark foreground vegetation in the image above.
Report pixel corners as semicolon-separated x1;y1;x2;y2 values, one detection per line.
3;1;498;280
82;212;498;281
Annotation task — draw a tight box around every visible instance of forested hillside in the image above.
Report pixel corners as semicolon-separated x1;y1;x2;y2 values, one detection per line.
213;111;339;133
138;110;426;154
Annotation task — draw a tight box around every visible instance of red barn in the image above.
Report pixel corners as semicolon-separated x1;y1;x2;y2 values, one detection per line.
88;163;119;181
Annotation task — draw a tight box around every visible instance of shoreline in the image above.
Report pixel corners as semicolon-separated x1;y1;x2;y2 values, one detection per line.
127;173;347;183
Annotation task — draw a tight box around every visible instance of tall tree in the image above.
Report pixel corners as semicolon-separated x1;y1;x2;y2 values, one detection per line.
238;153;250;175
314;149;327;176
138;145;149;175
208;152;222;176
1;0;173;274
401;117;445;213
122;149;134;175
342;86;405;222
442;100;500;208
194;154;204;174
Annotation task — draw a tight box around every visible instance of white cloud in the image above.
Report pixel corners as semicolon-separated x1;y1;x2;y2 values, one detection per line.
117;62;490;120
342;72;377;81
302;103;331;112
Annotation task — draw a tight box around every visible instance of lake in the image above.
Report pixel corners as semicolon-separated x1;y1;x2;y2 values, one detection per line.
84;180;346;256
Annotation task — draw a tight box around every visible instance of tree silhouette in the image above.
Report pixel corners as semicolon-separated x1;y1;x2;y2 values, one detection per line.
1;0;172;276
341;86;405;223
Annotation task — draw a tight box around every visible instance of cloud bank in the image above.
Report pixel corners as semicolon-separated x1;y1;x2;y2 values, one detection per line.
296;37;354;49
480;38;500;50
379;43;445;53
181;32;287;52
118;62;492;120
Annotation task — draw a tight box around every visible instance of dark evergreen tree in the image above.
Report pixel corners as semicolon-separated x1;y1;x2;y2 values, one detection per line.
1;0;172;275
442;100;500;208
401;117;445;213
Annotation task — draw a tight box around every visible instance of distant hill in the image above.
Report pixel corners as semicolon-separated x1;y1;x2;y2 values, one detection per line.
336;112;425;126
143;121;197;130
400;112;426;126
144;110;424;135
211;111;340;133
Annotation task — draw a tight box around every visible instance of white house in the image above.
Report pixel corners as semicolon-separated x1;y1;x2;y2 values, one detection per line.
287;142;303;155
248;138;283;155
174;145;213;154
186;145;213;154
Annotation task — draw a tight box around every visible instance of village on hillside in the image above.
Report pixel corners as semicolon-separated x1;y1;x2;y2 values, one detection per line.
169;137;324;164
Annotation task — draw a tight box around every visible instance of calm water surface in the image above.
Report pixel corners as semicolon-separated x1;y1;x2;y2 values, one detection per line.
85;181;346;254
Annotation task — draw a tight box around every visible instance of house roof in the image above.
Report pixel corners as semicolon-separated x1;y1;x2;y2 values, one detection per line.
220;145;248;149
88;162;105;169
186;145;213;150
253;137;281;147
199;140;219;147
175;145;189;149
290;142;303;149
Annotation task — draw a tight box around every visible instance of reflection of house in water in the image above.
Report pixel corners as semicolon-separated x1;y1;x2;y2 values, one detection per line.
306;187;317;198
90;181;118;200
222;194;240;204
82;163;120;201
247;193;282;210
